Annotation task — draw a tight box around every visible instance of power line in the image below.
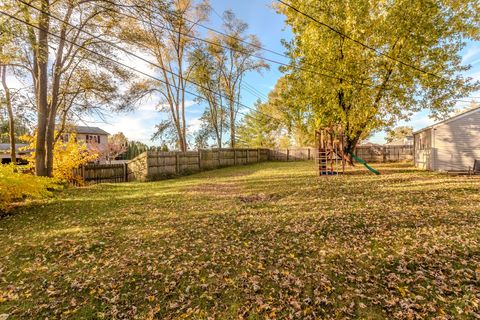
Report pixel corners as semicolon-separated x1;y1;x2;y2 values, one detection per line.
12;2;286;125
0;9;285;130
206;6;277;102
241;82;269;101
88;1;378;88
276;0;444;80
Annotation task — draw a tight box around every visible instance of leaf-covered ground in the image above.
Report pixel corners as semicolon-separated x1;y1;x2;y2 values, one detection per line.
1;162;479;319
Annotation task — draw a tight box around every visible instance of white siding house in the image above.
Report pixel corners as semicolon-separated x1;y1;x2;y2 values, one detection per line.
413;107;480;171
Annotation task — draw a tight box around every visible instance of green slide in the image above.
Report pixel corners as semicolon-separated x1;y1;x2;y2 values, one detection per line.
350;153;381;175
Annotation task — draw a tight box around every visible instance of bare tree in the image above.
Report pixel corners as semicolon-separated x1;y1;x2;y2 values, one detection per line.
125;0;209;151
211;11;269;148
189;45;227;148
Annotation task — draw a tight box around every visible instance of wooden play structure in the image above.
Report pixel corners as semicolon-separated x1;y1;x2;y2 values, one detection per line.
315;125;380;176
315;125;347;176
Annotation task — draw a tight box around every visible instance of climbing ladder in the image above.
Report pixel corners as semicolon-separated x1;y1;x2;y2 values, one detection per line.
315;127;345;176
315;125;380;176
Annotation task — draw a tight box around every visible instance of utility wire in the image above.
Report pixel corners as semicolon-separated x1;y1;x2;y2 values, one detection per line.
85;1;378;88
0;9;285;129
203;4;273;102
12;2;285;125
276;0;444;80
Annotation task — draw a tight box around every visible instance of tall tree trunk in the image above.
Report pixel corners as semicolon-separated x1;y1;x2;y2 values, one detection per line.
229;100;235;148
45;6;71;176
0;66;16;163
45;107;56;176
35;0;50;176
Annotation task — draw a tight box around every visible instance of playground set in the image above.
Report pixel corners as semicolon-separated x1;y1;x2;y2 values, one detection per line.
315;125;380;176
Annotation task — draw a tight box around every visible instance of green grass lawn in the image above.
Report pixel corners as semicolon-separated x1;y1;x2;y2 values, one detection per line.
1;162;480;319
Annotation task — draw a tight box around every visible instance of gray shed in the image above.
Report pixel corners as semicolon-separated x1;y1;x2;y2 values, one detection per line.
413;106;480;171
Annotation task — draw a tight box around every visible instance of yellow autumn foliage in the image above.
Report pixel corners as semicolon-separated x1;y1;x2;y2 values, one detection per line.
0;164;59;212
22;132;99;184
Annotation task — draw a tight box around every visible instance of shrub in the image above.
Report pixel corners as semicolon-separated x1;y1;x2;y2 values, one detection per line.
22;132;98;184
0;164;61;212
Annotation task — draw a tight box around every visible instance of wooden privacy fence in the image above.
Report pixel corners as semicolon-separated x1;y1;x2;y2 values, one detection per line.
270;146;413;163
75;148;271;184
269;148;315;161
128;148;270;182
354;145;413;162
74;145;413;184
73;163;128;184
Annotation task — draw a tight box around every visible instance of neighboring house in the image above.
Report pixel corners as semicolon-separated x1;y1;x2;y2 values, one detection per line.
0;143;30;164
0;126;110;164
413;106;480;171
63;126;110;163
385;136;413;146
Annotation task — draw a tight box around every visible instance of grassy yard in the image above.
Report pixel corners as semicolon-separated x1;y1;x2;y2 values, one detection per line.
1;162;479;319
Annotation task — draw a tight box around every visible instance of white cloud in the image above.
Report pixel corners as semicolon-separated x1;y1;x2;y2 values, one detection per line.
185;100;197;108
187;117;203;134
136;100;197;112
137;101;160;112
82;108;164;145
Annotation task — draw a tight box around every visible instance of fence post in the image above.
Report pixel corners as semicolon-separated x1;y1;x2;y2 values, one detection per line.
257;148;260;162
234;149;237;165
198;149;202;170
308;148;311;160
383;146;387;163
175;153;180;174
246;149;250;164
124;163;128;182
287;149;290;162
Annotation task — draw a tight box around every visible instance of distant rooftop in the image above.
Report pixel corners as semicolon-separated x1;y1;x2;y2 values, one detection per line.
70;126;110;135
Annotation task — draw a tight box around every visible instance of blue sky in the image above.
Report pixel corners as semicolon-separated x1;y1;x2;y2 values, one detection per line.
86;0;480;146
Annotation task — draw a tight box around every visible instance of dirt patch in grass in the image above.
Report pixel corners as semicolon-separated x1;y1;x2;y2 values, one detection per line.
189;183;240;196
238;193;280;203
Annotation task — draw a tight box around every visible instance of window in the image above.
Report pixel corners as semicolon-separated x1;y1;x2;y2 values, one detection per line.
86;135;101;144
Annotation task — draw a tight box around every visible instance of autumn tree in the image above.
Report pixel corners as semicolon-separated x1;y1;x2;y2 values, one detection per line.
0;116;30;144
238;77;315;148
0;15;22;163
237;100;280;148
189;45;228;148
1;0;130;176
23;132;98;183
0;65;15;162
124;0;209;151
277;0;480;152
386;126;413;143
207;10;269;148
105;132;128;163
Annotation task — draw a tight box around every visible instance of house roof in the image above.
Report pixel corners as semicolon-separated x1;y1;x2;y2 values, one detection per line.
413;106;480;135
71;126;110;135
